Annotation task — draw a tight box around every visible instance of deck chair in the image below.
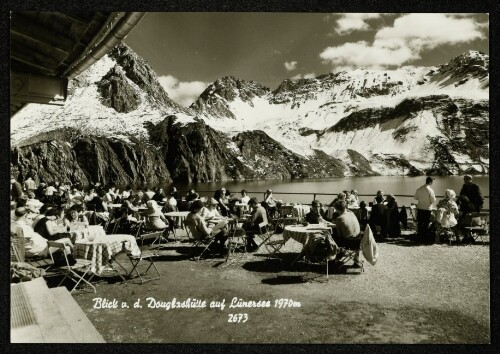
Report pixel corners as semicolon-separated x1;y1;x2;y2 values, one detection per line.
463;212;489;244
126;249;161;284
47;241;96;293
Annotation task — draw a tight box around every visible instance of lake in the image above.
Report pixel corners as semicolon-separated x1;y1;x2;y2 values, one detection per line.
163;175;490;210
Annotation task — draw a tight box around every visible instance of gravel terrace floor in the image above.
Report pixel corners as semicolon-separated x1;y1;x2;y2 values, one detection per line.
60;228;490;344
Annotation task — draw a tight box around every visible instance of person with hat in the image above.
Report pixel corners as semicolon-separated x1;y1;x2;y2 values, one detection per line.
200;198;226;226
244;197;269;251
459;175;483;212
414;176;436;244
185;200;228;256
144;200;173;234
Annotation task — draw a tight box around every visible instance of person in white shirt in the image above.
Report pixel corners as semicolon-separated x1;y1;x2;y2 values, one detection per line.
239;190;250;205
414;176;436;244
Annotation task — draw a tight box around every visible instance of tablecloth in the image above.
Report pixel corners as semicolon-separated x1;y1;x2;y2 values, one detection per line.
73;234;141;275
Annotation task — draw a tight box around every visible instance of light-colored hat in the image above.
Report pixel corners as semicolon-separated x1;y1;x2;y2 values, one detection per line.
146;200;161;213
445;189;456;200
464;174;473;181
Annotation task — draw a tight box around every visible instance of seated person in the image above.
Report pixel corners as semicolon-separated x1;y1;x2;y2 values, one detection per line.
332;201;362;267
369;195;389;241
144;200;172;233
305;200;329;225
214;188;231;217
244;197;269;252
63;204;89;229
239;190;250;205
25;191;44;213
185;200;227;256
347;190;360;208
33;206;72;241
358;201;369;231
12;207;75;264
200;198;227;227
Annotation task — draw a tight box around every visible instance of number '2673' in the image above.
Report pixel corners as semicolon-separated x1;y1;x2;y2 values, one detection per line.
228;313;248;323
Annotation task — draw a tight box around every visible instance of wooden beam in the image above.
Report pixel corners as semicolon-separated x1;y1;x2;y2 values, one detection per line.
11;13;75;54
11;72;67;105
10;50;58;76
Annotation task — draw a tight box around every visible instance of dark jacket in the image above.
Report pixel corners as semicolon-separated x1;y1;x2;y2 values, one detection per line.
459;183;483;212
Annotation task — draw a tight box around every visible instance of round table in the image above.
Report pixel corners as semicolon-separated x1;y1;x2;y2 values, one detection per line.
67;225;106;243
283;224;336;265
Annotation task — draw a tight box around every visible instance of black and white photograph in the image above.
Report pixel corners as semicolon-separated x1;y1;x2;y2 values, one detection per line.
8;8;491;344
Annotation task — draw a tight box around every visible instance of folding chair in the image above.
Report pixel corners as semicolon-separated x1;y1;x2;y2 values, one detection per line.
185;224;218;261
255;222;286;261
135;218;170;247
463;212;489;244
335;233;364;273
47;241;96;293
126;249;161;284
225;221;248;261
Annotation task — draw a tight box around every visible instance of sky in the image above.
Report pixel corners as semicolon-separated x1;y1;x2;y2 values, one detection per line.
124;13;489;107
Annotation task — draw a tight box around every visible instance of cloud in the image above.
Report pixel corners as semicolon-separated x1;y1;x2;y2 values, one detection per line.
158;75;208;107
291;73;316;80
334;13;385;34
284;61;298;71
321;13;486;69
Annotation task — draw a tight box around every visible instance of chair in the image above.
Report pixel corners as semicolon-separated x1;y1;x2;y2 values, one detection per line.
135;217;170;247
185;223;217;261
225;219;248;261
463;212;489;244
10;228;52;269
126;249;161;284
256;222;286;261
335;232;364;273
47;241;96;293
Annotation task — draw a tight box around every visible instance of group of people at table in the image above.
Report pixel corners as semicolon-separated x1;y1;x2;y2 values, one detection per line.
10;173;485;269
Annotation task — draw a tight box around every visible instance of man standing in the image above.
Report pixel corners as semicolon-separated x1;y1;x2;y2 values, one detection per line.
459;175;483;212
23;174;37;193
11;175;24;202
414;176;436;244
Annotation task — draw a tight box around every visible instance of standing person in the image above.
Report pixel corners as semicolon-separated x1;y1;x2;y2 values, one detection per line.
23;174;37;193
459;175;484;212
263;189;279;219
414;176;436;244
369;195;389;241
11;175;24;202
385;194;401;238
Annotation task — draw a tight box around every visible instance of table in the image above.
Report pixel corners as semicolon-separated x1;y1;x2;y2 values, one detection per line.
283;224;337;265
164;211;190;237
73;234;141;275
233;202;249;217
67;225;106;244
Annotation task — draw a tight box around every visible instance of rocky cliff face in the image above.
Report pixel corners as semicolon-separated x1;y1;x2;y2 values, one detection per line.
97;65;141;113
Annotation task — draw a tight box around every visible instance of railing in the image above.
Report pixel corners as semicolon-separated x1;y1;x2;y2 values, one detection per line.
194;190;489;211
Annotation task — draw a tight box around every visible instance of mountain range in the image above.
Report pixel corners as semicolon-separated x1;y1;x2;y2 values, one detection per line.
10;43;489;186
